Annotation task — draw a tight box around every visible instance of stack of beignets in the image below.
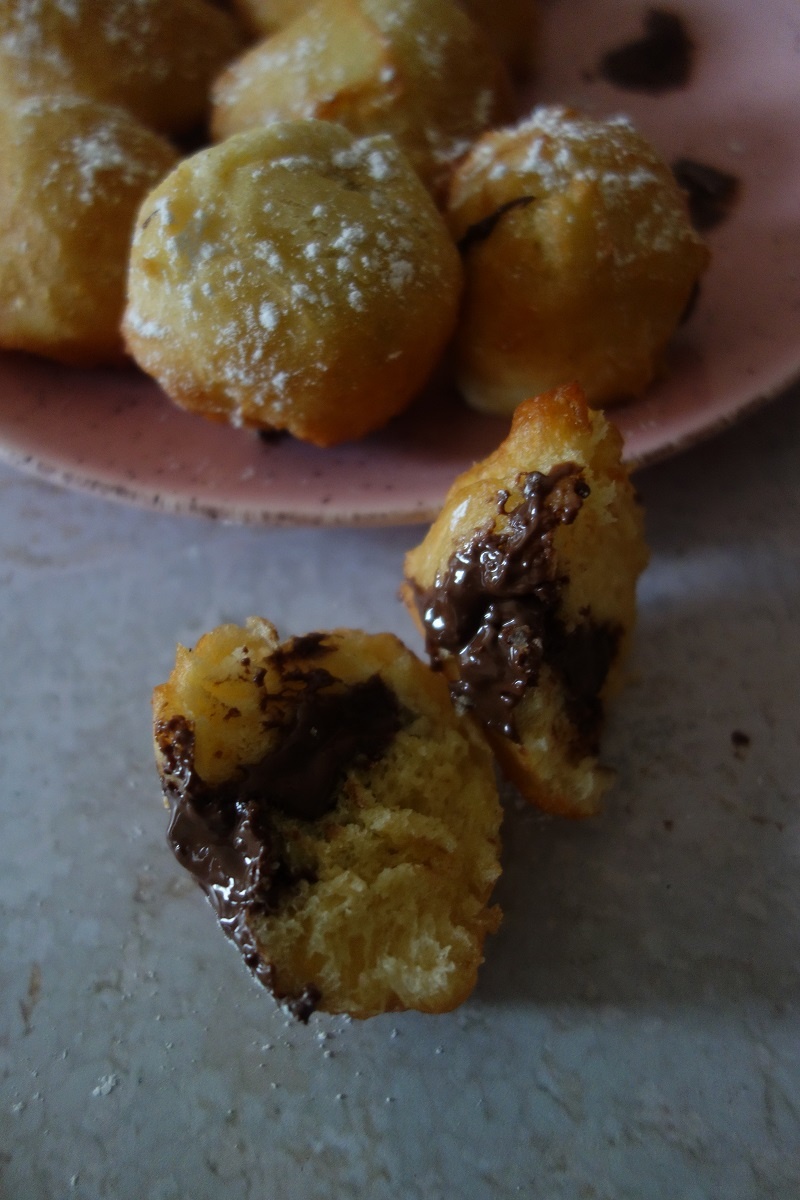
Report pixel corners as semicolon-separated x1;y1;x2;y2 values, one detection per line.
1;0;711;445
0;0;242;366
154;620;502;1020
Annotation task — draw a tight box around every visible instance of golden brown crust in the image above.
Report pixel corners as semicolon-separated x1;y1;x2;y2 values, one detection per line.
123;121;463;446
0;0;243;134
231;0;540;81
0;94;177;366
211;0;513;201
154;620;502;1019
404;383;649;818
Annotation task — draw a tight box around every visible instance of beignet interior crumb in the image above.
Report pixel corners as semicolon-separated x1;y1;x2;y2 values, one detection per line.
154;620;502;1020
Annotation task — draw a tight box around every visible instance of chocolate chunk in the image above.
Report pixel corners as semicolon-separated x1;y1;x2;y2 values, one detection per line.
415;465;618;748
458;196;536;253
241;672;402;822
672;158;740;231
599;10;694;93
275;631;331;662
543;617;620;755
156;667;402;1004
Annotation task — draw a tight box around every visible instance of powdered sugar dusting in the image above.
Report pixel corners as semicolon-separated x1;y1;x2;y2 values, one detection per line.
124;125;459;438
12;95;175;216
258;302;279;331
2;0;239;131
456;105;697;265
68;122;159;204
212;0;506;197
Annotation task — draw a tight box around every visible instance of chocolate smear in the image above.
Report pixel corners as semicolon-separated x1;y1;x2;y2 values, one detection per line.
416;465;620;748
544;616;620;755
458;196;536;253
157;664;402;1019
244;670;402;822
672;157;741;232
599;10;694;93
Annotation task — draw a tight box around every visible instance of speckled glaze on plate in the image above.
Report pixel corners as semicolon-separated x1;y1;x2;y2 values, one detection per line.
0;0;798;525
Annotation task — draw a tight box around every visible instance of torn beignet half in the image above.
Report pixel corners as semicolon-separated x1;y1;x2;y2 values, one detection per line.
153;620;502;1020
403;383;649;819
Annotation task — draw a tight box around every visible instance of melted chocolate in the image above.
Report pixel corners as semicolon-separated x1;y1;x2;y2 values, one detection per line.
242;671;402;822
544;617;620;755
458;196;536;253
156;660;402;1020
671;158;741;232
599;10;693;93
416;465;619;749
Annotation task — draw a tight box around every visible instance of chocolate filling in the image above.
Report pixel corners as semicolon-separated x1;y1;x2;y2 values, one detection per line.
458;196;536;253
599;10;693;93
415;465;620;751
671;157;741;232
156;646;402;1019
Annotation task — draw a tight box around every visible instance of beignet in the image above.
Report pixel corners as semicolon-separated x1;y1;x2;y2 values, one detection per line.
154;620;502;1019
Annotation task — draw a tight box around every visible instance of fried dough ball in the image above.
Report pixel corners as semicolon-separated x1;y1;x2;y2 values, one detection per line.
123;121;463;446
0;94;178;366
153;619;502;1020
447;106;710;414
0;0;242;135
403;383;649;819
211;0;513;200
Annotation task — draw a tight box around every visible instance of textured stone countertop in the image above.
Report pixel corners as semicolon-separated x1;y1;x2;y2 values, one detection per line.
1;385;799;1200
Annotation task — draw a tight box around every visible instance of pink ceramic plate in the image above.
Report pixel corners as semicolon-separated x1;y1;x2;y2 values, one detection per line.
1;0;798;525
